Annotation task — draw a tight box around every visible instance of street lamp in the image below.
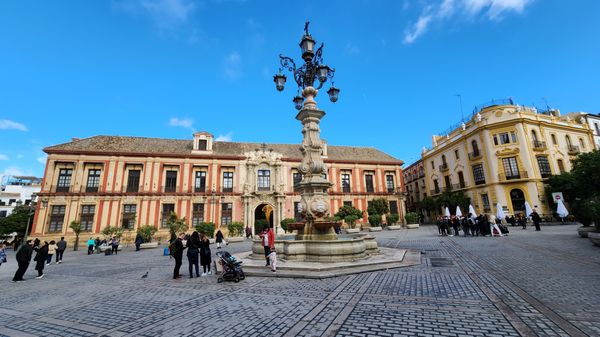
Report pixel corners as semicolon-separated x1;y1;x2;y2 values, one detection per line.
21;193;37;248
274;21;340;109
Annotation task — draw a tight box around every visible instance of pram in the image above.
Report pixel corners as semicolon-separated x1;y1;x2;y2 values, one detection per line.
216;251;245;283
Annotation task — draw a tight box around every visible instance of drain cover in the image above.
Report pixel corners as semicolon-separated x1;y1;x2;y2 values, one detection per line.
429;257;455;267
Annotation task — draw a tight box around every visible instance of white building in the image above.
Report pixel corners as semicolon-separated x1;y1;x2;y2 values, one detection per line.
585;113;600;149
0;176;42;217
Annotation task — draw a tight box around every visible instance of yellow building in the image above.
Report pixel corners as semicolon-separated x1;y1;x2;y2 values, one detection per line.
421;101;594;217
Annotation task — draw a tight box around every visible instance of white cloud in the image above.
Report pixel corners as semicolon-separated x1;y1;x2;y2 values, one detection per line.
113;0;197;29
403;0;533;44
169;117;194;129
223;52;242;80
0;119;28;131
37;156;47;164
215;132;232;142
0;154;8;161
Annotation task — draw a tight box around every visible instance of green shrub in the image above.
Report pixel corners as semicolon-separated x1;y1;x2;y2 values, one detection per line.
137;225;157;243
387;213;399;225
280;218;295;233
255;219;268;231
228;222;244;237
102;226;124;239
335;205;364;229
195;222;216;238
405;212;419;224
368;214;382;227
367;198;389;216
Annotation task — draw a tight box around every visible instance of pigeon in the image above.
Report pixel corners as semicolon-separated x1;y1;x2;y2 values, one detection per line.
141;271;148;279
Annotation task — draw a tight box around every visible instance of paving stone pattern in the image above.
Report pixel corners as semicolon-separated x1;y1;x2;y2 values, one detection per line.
1;224;599;336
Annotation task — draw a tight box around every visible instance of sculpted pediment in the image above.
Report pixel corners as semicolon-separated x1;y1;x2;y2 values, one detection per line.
495;147;520;157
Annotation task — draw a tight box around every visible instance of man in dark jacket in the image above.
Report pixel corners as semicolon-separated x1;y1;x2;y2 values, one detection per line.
34;241;49;279
135;233;143;251
172;233;185;279
12;240;33;282
56;237;67;264
531;209;542;231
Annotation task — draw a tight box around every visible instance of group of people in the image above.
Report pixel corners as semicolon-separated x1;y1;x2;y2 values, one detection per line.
170;231;214;279
436;209;542;237
85;236;120;255
10;237;67;282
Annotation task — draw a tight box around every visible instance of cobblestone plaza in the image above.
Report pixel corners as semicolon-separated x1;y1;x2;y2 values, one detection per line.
1;225;599;337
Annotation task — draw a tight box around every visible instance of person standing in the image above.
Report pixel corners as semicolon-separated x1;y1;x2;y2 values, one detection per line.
186;231;201;278
111;236;120;255
12;240;33;282
0;242;7;267
135;233;143;251
34;241;49;279
215;230;224;249
171;233;185;279
199;234;212;276
245;225;253;239
260;227;275;266
56;237;67;264
46;240;57;265
87;237;95;255
531;209;542;231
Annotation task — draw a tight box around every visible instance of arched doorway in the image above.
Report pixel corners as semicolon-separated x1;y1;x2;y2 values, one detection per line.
254;203;274;235
509;188;526;214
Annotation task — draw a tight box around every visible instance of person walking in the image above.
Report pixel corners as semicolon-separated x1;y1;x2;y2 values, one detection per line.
46;240;57;265
110;236;120;255
34;241;49;279
531;209;542;231
12;240;33;282
199;234;212;276
215;230;224;249
260;227;275;266
245;225;253;239
186;231;201;278
56;237;67;264
87;237;95;255
135;233;143;251
171;233;185;279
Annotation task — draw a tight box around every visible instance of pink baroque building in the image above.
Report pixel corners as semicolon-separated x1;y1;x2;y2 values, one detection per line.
32;132;405;240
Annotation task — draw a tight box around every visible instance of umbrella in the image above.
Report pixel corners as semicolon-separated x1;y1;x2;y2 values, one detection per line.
468;204;477;217
496;203;505;220
557;199;569;218
444;207;451;217
524;201;533;217
455;206;463;217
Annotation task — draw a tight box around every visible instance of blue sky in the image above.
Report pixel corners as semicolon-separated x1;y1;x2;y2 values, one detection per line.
1;0;599;178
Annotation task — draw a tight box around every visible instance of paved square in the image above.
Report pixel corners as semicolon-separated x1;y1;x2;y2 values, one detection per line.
1;225;599;336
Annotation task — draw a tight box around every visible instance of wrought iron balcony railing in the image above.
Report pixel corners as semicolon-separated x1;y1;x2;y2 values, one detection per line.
498;170;529;181
532;140;547;150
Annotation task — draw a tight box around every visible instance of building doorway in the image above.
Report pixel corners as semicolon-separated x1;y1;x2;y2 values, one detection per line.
255;203;274;235
509;188;526;214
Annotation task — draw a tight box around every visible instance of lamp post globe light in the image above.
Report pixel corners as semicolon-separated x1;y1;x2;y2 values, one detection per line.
273;22;340;240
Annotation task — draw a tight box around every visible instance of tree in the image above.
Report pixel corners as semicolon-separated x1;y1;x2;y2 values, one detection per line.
137;225;157;243
420;196;438;216
228;221;244;237
367;198;389;216
0;205;32;238
435;190;470;214
167;212;187;243
335;205;364;229
69;221;82;251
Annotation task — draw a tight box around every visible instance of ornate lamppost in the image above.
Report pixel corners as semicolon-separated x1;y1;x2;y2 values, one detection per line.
273;22;340;240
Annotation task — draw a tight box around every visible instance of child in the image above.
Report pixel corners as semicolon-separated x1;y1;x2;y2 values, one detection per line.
268;249;277;272
0;242;7;266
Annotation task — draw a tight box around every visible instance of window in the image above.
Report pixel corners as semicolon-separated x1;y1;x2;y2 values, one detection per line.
341;172;351;193
511;132;517;143
389;201;398;215
294;202;302;219
441;155;447;165
56;169;72;192
222;171;233;192
194;171;206;192
579;138;586;150
458;171;465;188
566;135;572;148
557;159;565;173
221;203;232;226
343;201;352;207
258;170;270;191
531;130;538;142
293;172;302;192
595;123;600;136
365;173;374;193
494;132;516;145
472;164;485;185
198;139;207;151
0;210;7;217
537;156;552;178
165;170;177;192
493;135;498;146
80;205;95;231
502;157;520;179
126;170;141;193
444;176;451;190
481;194;491;212
49;205;66;232
386;174;395;193
192;203;204;226
430;161;434;169
433;179;440;194
551;134;557;145
161;204;175;228
86;169;101;192
122;204;136;229
454;149;460;160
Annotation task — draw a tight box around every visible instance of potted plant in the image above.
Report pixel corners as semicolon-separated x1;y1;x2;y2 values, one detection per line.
69;221;82;251
99;226;124;251
227;221;245;242
405;212;419;229
137;225;158;249
280;218;295;233
387;213;401;230
367;214;383;232
195;222;215;239
366;198;388;232
335;205;363;233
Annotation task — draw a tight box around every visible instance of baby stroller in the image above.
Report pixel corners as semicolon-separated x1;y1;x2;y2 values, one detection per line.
216;251;245;283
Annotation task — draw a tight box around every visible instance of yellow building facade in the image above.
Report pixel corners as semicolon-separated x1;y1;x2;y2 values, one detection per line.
422;103;594;218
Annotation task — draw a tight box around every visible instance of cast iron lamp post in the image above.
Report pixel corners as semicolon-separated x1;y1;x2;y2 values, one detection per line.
272;22;340;239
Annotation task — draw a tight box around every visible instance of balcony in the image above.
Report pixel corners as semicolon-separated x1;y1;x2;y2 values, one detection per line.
56;186;70;193
532;140;547;151
498;170;529;181
438;163;449;172
468;151;482;160
568;145;581;155
430;188;441;196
